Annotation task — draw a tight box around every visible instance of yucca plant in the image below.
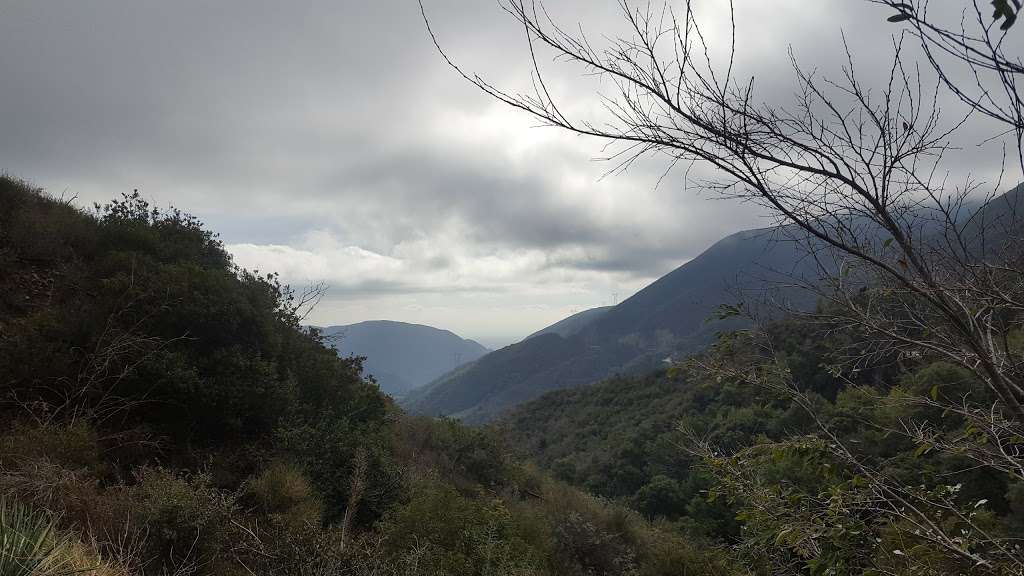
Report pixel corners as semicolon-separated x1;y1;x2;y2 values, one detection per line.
0;498;70;576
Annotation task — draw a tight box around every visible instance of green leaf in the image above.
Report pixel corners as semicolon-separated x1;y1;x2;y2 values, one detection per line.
930;384;939;401
992;0;1019;29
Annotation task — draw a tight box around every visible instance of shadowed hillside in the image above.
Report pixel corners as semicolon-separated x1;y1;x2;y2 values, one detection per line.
525;306;612;340
322;320;488;397
404;227;820;423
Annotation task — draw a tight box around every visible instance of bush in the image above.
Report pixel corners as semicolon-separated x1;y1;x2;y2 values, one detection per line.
552;511;638;576
0;422;101;472
130;468;237;570
0;176;96;265
379;477;542;576
244;460;322;528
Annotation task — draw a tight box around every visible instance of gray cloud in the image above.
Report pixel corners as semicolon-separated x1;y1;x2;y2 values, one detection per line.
1;0;1017;345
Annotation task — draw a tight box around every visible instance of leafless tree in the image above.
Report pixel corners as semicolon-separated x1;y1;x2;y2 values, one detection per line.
875;0;1024;167
424;0;1024;571
292;280;328;324
422;0;1024;420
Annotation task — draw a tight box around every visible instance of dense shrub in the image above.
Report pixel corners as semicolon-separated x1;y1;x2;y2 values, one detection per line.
379;477;543;576
129;468;237;569
243;460;322;529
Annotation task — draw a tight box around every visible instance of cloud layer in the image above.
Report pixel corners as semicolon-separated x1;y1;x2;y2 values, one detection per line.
1;0;1015;346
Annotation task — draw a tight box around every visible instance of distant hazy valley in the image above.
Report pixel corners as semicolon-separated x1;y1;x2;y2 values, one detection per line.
399;226;820;422
322;320;489;397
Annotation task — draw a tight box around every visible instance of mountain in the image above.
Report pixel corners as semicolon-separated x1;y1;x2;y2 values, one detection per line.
405;185;1024;424
322;320;489;397
403;227;820;423
525;306;612;340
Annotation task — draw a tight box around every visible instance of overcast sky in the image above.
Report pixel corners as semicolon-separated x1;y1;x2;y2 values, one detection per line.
1;1;1015;347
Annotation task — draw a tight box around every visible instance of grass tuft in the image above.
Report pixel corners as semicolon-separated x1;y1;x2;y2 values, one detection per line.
0;497;70;576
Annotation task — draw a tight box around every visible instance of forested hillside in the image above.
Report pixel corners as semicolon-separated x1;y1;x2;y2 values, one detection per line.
0;177;733;576
502;314;1024;570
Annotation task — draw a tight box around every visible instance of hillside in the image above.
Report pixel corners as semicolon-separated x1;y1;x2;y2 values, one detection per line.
322;320;488;397
405;227;820;423
0;176;734;576
524;306;612;340
3;176;1022;576
499;313;1024;546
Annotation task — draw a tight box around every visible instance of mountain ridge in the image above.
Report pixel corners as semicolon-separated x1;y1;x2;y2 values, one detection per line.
525;306;612;341
403;226;820;422
322;320;489;397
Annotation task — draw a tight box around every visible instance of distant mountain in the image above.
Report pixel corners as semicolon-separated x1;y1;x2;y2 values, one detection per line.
525;306;612;340
403;227;820;423
405;185;1024;424
322;321;489;397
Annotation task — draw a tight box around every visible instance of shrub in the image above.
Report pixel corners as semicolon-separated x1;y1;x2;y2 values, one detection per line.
0;422;101;472
244;460;322;528
0;176;96;265
379;477;542;576
552;511;638;576
130;467;237;570
392;416;516;492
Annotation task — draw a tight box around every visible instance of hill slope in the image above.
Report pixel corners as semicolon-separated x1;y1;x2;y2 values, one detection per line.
322;320;488;397
525;306;612;340
0;175;733;576
404;227;820;423
497;312;1021;546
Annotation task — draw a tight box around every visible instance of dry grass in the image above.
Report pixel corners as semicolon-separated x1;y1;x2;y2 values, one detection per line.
245;462;318;517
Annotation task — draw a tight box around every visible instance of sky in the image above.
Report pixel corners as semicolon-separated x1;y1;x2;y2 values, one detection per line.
0;1;1016;348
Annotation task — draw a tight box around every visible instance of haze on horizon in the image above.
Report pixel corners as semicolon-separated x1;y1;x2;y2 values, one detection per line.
0;0;1007;348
